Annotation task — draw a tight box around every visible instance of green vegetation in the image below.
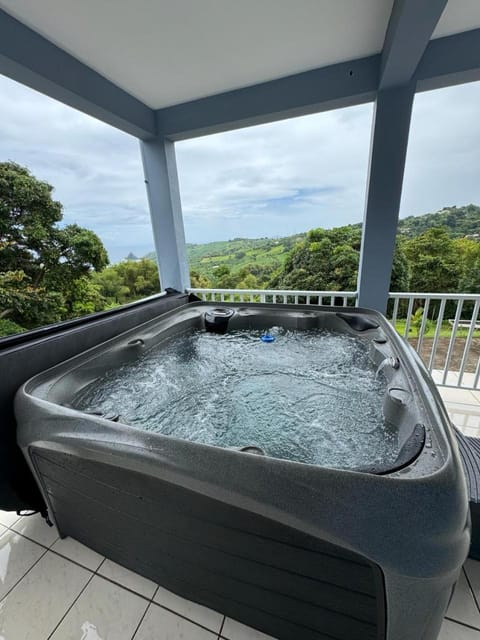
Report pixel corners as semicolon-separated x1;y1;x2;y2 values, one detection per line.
185;208;480;294
2;161;480;338
0;162;108;331
146;234;306;291
0;162;160;334
394;320;480;339
397;204;480;239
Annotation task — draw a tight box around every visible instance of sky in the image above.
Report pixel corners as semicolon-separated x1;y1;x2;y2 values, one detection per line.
0;74;480;262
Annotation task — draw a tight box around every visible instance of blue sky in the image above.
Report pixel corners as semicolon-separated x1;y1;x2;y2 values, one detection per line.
0;74;480;262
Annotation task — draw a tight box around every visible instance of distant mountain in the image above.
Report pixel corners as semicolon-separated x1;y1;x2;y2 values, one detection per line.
397;204;480;239
145;234;306;282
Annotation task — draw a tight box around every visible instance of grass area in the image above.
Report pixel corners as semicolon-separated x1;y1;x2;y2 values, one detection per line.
393;320;480;339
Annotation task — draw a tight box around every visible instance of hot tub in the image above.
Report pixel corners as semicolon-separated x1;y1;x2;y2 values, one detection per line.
15;302;470;640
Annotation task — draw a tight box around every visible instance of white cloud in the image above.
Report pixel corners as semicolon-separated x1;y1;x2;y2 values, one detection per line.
0;76;151;261
400;82;480;216
0;73;480;262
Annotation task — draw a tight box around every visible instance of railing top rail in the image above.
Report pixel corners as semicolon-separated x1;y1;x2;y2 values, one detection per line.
189;289;480;300
187;288;358;296
389;292;480;300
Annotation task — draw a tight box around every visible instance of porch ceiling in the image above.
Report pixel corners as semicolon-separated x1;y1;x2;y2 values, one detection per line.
1;0;397;109
0;1;479;140
433;0;480;38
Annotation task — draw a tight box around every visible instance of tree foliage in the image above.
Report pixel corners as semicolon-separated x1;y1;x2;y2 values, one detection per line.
398;204;480;239
0;162;108;329
92;259;160;306
270;226;409;292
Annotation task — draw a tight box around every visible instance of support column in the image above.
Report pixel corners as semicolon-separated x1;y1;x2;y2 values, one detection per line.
357;84;415;312
140;137;190;292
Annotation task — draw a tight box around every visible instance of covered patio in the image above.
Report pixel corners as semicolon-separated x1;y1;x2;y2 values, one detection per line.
1;1;480;639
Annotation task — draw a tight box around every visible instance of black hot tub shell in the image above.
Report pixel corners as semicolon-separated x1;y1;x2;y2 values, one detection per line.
15;302;470;640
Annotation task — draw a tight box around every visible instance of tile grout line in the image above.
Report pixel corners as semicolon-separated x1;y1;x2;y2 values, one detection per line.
3;521;158;603
47;547;165;640
1;521;128;584
45;556;139;640
2;518;225;636
142;578;224;636
444;616;480;632
45;571;96;640
218;615;226;638
128;583;161;639
130;601;153;640
8;520;224;629
150;598;225;635
42;556;109;639
93;567;159;605
0;546;49;604
463;565;480;616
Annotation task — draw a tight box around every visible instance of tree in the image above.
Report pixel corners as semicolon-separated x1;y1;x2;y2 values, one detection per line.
455;237;480;293
0;162;109;330
0;162;63;275
0;270;64;328
403;227;460;292
190;270;211;288
271;225;409;292
92;259;160;307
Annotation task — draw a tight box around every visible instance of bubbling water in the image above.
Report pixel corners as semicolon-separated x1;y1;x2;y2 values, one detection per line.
72;328;398;469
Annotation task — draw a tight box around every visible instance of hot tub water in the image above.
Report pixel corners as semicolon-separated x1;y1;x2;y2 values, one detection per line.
72;328;397;469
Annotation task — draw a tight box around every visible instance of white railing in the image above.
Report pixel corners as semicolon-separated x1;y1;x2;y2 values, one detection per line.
188;288;480;391
188;288;357;306
387;293;480;390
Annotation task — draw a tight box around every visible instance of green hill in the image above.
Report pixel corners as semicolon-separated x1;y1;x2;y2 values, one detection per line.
397;204;480;238
146;233;306;285
141;204;480;288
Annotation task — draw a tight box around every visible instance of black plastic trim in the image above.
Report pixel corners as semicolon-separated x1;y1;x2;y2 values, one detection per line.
0;289;181;351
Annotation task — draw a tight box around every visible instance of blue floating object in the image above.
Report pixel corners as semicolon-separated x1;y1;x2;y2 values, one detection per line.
261;333;275;343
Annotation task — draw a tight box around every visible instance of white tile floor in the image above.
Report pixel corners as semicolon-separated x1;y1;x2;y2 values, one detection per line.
0;509;479;640
0;382;480;639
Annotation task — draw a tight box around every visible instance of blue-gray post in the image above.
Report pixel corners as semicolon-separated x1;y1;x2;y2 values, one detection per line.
140;138;190;292
357;84;414;312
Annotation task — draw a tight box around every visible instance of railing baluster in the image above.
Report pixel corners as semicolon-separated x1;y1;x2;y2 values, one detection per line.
343;296;347;307
306;295;311;305
473;352;480;390
391;297;399;327
442;298;464;385
404;297;415;339
416;298;430;355
428;298;446;371
458;299;480;387
294;295;299;304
